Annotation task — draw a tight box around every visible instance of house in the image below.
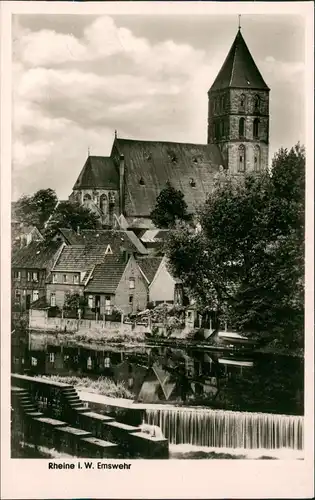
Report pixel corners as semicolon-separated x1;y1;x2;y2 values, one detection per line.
84;254;148;316
47;243;148;315
138;255;183;306
11;241;64;311
69;29;269;227
52;228;148;256
46;244;110;309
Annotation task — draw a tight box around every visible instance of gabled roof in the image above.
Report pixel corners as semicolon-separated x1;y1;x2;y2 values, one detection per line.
73;156;119;190
52;245;108;272
84;255;128;294
113;138;224;217
11;241;63;269
55;228;148;255
137;257;163;284
210;30;269;92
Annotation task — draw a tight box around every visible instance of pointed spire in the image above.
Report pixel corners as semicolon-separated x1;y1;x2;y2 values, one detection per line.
87;145;90;156
209;29;269;92
115;129;117;139
238;14;241;31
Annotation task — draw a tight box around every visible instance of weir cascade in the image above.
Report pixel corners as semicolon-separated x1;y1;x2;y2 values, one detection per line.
145;407;304;450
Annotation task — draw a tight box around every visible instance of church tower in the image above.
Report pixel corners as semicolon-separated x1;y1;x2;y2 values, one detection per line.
207;27;270;175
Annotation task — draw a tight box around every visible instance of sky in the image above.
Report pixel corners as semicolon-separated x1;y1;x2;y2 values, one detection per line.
12;13;305;201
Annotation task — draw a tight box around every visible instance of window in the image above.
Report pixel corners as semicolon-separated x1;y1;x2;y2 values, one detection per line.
139;177;145;186
87;356;92;370
49;352;55;363
63;274;68;283
254;95;261;112
253;118;260;138
220;95;225;112
52;274;57;284
32;290;39;303
100;194;108;215
27;272;31;282
13;271;21;281
129;277;135;289
32;272;38;282
105;296;111;314
239;94;246;111
129;295;134;304
238;145;246;173
239;117;245;138
189;178;196;187
50;293;56;307
254;145;261;172
73;275;79;284
31;357;38;367
83;193;91;205
15;289;21;301
88;295;94;309
104;357;111;368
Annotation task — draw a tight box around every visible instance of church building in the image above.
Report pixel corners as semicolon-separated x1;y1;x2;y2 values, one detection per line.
69;28;270;229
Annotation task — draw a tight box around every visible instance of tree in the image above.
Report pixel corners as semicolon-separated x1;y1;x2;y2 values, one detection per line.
43;200;100;237
150;182;192;228
14;188;58;229
64;293;87;311
165;144;305;349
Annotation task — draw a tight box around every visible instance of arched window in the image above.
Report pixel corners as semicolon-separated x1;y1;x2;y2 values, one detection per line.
239;94;246;111
254;145;261;172
254;95;261;112
239;117;245;138
100;194;108;215
238;145;246;172
253;118;260;138
83;193;91;206
219;120;224;137
93;192;99;206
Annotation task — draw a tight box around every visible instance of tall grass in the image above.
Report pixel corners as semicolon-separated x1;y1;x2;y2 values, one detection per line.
39;375;135;399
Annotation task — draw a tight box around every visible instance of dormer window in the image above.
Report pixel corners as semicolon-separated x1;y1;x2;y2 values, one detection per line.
190;178;196;187
169;151;177;163
145;153;151;161
139;177;145;186
105;244;112;255
193;157;198;164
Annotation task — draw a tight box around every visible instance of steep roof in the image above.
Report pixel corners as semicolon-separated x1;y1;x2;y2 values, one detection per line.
11;241;63;269
53;245;108;272
56;228;147;255
137;257;163;283
73;156;119;190
84;256;128;294
210;30;269;92
114;138;224;216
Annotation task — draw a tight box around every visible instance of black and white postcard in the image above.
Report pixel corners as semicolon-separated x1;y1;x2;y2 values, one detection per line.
1;1;314;499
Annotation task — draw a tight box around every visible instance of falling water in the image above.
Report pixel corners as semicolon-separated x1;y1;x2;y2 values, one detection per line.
145;407;304;450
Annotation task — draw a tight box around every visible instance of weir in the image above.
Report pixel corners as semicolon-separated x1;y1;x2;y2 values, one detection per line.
145;407;304;450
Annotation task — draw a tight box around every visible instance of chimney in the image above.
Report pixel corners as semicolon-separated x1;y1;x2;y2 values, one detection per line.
119;154;125;214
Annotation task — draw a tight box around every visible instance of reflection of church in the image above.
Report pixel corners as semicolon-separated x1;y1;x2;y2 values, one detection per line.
69;27;270;228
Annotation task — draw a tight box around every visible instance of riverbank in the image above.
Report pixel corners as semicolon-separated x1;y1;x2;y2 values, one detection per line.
27;329;304;358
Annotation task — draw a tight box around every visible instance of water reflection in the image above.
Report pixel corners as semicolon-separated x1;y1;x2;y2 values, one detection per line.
12;339;304;416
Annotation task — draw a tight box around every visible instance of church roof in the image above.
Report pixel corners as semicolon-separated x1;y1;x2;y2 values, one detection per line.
113;138;224;217
73;156;119;190
210;30;269;92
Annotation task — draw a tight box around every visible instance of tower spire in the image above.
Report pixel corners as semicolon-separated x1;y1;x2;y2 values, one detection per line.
238;14;241;31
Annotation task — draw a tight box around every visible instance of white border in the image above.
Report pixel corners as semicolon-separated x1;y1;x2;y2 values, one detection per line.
1;2;314;499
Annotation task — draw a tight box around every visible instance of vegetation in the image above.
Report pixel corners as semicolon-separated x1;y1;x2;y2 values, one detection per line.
165;144;305;349
14;188;100;234
150;181;192;228
14;188;58;229
38;375;134;399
